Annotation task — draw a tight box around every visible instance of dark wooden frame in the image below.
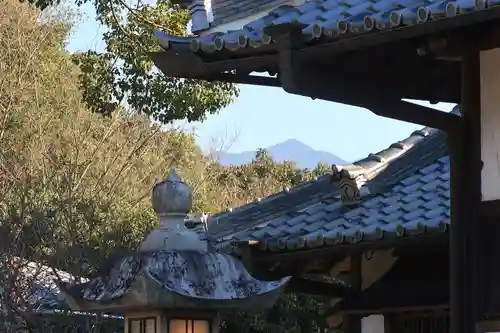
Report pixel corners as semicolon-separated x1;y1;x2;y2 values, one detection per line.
128;316;157;333
166;317;213;333
148;7;500;333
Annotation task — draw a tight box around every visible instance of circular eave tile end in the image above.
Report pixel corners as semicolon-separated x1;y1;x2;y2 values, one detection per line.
354;230;364;242
364;16;375;31
261;34;272;45
238;35;248;47
214;37;225;51
389;11;402;27
335;232;345;244
475;0;486;10
446;2;458;17
337;20;348;34
416;7;430;23
439;221;448;232
396;224;405;237
312;24;323;38
190;39;200;52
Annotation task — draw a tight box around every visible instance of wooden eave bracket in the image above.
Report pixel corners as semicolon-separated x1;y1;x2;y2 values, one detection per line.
368;99;462;133
204;73;280;87
287;277;356;297
275;48;462;131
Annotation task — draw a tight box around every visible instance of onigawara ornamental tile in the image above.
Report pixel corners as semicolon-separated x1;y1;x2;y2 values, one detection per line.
154;0;493;55
203;107;459;252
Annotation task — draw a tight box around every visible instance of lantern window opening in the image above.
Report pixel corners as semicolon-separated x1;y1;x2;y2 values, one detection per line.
168;317;212;333
128;317;157;333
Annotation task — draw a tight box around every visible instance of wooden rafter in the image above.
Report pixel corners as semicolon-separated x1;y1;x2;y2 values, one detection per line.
287;277;356;297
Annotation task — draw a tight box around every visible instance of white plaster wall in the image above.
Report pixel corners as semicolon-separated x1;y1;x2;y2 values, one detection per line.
200;0;306;35
362;315;385;333
480;48;500;201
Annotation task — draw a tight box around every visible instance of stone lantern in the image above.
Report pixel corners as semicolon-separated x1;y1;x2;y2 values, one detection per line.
57;170;290;333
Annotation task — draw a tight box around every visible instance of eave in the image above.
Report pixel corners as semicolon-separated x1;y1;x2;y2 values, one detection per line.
321;249;449;320
244;232;448;266
151;6;500;111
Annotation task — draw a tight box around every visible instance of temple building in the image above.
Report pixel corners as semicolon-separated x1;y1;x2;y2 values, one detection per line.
148;0;500;330
193;110;452;333
26;104;471;333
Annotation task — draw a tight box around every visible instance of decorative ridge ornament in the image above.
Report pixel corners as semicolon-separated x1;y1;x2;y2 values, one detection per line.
141;169;207;252
331;164;369;206
152;169;192;216
56;169;290;321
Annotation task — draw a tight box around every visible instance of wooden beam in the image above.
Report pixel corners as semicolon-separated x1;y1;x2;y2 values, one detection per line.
350;254;361;291
344;254;362;333
296;7;500;62
253;233;447;264
368;99;462;132
275;39;461;130
341;304;449;316
384;313;394;333
205;74;280;87
476;320;500;332
150;51;278;79
287;277;355;297
426;24;500;59
149;51;203;78
448;49;482;333
480;199;500;217
202;54;278;73
277;50;391;106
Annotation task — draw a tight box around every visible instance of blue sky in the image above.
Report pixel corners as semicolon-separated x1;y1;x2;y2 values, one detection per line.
67;3;456;162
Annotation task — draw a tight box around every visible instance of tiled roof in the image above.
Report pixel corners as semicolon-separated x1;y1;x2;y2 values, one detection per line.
0;257;76;312
211;0;290;27
155;0;491;56
208;122;450;252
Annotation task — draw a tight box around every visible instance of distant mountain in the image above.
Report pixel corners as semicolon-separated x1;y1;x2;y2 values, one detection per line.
216;139;347;169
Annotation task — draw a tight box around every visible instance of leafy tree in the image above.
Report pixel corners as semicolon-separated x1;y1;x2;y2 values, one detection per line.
2;4;333;332
42;0;238;123
0;4;208;331
221;290;330;333
313;162;332;178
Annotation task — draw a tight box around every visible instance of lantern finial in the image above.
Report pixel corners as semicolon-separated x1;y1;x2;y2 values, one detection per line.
151;168;193;216
140;169;207;252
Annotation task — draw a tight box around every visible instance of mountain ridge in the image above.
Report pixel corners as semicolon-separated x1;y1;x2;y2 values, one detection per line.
217;139;347;169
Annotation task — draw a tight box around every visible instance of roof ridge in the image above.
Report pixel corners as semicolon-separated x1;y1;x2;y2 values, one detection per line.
329;126;438;182
328;107;458;179
204;110;454;229
209;174;331;219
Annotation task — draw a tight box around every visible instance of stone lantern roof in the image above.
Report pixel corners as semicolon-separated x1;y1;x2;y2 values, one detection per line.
57;170;290;313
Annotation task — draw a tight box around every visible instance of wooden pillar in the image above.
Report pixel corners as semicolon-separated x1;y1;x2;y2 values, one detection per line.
449;50;482;333
345;254;362;333
383;314;393;333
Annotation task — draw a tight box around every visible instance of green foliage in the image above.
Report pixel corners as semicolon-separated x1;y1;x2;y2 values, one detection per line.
0;0;204;284
195;148;330;212
71;51;118;116
1;2;332;332
69;0;238;123
221;293;330;333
